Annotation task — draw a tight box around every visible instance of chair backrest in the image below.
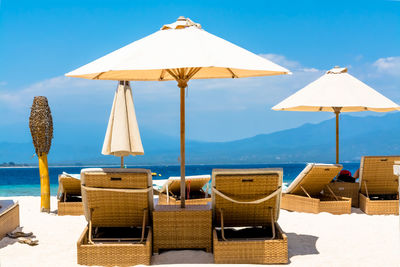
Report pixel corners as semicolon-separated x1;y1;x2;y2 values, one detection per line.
81;168;153;228
212;168;282;227
359;156;400;195
285;163;342;196
160;175;210;194
58;175;81;195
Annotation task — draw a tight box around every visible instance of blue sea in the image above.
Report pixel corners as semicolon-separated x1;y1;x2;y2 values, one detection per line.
0;163;360;196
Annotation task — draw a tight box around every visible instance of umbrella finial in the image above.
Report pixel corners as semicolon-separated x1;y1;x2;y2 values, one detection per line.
327;66;348;74
161;17;202;30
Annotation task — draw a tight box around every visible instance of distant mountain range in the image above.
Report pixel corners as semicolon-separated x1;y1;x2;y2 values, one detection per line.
1;112;400;165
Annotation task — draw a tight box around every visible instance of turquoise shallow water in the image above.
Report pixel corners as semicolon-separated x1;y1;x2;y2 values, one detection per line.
0;163;360;196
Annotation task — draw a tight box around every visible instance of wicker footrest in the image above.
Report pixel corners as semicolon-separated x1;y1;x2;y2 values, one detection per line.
281;193;351;214
213;223;288;264
153;204;212;253
77;226;152;266
359;193;399;215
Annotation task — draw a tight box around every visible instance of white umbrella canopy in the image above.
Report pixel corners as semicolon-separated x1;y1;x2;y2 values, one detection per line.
102;81;144;166
66;16;290;208
272;66;400;163
65;17;289;81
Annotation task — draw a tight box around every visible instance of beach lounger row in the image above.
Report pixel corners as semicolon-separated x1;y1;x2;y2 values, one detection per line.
76;167;287;265
52;155;398;265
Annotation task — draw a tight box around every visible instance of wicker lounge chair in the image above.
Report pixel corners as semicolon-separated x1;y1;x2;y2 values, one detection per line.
281;163;351;214
158;175;211;205
0;200;19;239
329;181;360;208
359;156;399;215
57;173;83;216
212;168;288;264
77;168;153;266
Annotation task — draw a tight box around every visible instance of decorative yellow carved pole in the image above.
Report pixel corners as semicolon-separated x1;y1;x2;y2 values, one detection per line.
29;96;53;212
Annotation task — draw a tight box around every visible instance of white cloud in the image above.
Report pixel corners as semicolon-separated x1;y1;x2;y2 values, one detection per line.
260;54;301;69
373;56;400;76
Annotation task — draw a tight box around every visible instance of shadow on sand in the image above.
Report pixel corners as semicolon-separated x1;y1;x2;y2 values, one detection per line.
0;226;31;249
286;232;319;262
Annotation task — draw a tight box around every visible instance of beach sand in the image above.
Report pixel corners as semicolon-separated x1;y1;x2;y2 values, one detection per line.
0;196;399;267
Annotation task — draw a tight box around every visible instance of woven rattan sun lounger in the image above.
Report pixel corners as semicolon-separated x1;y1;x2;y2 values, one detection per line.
158;175;211;205
359;156;400;215
212;168;288;264
281;163;351;214
0;200;19;240
77;168;153;266
57;173;83;216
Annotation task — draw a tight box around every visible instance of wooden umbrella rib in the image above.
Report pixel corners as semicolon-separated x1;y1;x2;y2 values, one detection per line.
159;69;166;81
227;68;238;78
93;72;105;80
187;67;202;79
166;69;179;80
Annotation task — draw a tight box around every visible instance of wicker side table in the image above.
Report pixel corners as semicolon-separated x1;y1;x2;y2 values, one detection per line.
153;204;212;254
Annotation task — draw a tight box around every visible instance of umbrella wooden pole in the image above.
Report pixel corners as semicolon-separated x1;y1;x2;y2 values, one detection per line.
121;156;124;168
168;68;201;209
179;82;186;208
333;107;342;164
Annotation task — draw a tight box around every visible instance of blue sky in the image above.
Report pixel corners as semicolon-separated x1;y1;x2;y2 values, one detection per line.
0;0;399;144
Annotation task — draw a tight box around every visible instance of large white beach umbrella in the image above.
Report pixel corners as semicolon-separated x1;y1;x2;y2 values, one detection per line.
272;66;400;163
66;16;290;208
102;81;144;167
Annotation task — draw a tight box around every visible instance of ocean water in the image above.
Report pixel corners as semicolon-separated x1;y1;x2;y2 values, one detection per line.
0;163;360;196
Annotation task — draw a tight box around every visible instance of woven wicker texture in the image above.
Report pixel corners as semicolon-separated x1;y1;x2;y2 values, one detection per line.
286;164;342;196
0;202;19;239
212;169;282;227
359;193;399;215
57;201;83;216
158;193;211;205
77;226;152;266
329;182;359;207
359;156;400;195
82;186;151;227
281;193;351;214
281;193;320;213
213;224;288;264
81;168;153;227
318;196;352;214
152;204;212;253
29;96;53;156
58;175;81;195
81;168;152;189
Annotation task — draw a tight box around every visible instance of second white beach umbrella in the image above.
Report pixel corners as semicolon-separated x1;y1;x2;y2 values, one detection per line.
272;66;400;163
66;16;290;208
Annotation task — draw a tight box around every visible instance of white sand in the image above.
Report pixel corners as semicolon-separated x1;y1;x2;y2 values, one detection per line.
0;196;399;267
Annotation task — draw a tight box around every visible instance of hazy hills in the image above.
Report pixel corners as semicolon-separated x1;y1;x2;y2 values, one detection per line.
1;112;400;165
